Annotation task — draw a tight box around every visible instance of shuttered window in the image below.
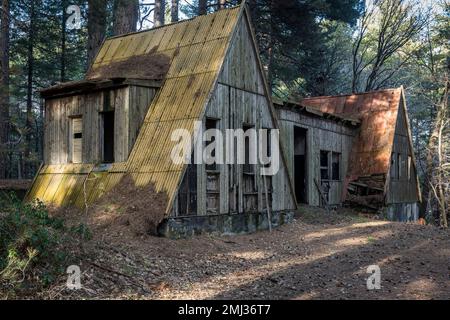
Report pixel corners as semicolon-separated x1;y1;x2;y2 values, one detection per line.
71;117;82;164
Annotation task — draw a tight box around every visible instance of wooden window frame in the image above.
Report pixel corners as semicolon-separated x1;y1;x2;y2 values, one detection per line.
69;115;83;164
320;150;341;182
205;117;220;172
100;110;115;164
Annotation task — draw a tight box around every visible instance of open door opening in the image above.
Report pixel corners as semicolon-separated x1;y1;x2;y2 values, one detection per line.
294;126;307;204
102;111;115;163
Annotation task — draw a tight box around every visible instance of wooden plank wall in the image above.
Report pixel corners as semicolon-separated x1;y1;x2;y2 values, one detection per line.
171;11;296;217
387;101;419;204
277;109;356;206
44;85;156;165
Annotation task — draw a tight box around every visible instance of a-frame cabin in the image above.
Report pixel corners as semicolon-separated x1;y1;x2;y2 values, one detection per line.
26;5;297;237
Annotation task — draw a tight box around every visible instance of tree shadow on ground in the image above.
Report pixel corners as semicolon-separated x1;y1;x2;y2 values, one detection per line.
205;222;449;299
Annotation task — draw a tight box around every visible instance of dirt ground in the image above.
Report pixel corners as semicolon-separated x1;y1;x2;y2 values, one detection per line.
44;206;449;300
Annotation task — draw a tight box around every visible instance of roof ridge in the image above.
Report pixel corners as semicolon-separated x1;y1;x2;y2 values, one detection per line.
300;87;402;101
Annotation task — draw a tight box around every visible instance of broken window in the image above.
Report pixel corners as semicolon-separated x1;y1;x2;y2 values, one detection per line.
320;151;329;180
332;152;341;180
320;151;340;181
397;153;402;180
70;117;82;164
243;124;257;212
101;111;115;163
391;153;398;180
205;118;220;214
205;118;219;171
243;124;255;174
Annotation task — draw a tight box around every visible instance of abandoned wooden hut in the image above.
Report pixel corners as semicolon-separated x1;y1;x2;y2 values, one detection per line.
275;87;421;221
26;5;297;237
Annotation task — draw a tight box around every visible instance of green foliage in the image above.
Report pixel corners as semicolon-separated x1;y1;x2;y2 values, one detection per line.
70;223;92;241
249;0;362;97
7;0;88;179
0;196;86;295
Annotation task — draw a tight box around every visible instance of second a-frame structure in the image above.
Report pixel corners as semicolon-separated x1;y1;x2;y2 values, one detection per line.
27;4;297;237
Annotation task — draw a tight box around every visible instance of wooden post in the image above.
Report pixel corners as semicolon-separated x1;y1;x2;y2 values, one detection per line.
263;173;272;232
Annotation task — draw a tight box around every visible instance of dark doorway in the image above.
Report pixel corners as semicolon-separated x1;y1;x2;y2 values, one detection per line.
102;111;115;163
294;127;307;203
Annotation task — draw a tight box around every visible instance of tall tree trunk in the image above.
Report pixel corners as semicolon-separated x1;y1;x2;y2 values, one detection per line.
87;0;107;68
198;0;207;15
154;0;165;27
218;0;226;10
437;112;448;228
171;0;179;22
113;0;139;35
61;0;67;82
266;0;276;93
421;79;450;225
25;0;35;178
0;0;10;179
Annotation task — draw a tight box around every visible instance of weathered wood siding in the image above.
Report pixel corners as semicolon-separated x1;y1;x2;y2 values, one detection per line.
44;85;156;165
386;99;419;204
171;11;296;216
277;108;356;206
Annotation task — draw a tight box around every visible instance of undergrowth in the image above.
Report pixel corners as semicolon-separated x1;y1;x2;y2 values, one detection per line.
0;193;89;298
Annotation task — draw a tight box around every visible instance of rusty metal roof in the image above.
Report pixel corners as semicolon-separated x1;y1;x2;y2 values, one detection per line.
273;97;361;126
26;6;242;213
299;88;404;200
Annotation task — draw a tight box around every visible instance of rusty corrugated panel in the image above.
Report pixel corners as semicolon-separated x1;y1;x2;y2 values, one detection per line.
299;88;403;201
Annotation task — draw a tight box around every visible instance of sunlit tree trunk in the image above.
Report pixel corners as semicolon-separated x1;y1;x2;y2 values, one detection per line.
154;0;165;27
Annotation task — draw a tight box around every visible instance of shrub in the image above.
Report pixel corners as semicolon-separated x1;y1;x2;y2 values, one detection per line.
0;195;85;296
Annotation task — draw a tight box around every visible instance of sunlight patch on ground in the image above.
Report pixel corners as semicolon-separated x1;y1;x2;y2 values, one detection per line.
350;221;390;228
228;250;272;260
294;291;319;300
371;254;402;268
404;279;437;299
303;226;354;240
303;221;390;242
335;236;371;247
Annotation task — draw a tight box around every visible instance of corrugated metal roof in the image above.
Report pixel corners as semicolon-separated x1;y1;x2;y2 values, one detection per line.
298;88;404;200
26;6;242;213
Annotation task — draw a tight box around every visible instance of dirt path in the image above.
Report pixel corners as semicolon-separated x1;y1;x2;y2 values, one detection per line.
47;207;450;300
